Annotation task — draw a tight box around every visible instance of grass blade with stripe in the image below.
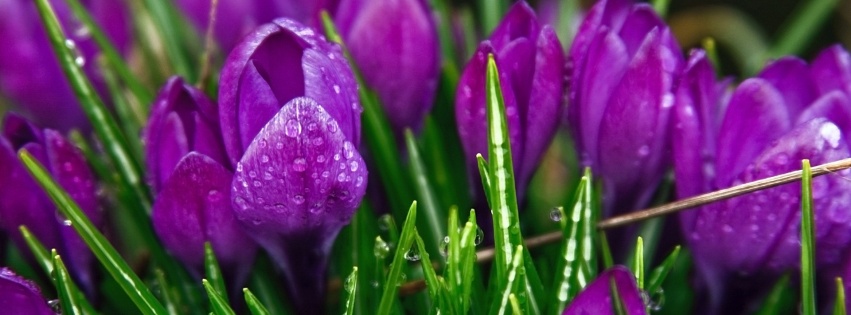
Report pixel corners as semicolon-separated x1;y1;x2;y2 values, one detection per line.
52;253;83;315
801;159;816;315
202;279;235;315
243;288;271;315
646;245;681;295
835;278;846;315
343;267;359;315
377;201;418;315
405;129;447;261
204;243;228;303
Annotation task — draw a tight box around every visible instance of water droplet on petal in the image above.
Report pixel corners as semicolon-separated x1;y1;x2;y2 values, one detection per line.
349;161;359;172
333;85;341;94
638;145;650;157
293;158;307;172
285;119;301;137
292;195;305;205
317;155;326;163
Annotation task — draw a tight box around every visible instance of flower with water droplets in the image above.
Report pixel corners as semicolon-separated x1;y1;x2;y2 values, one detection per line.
222;19;366;312
0;0;131;131
562;266;646;315
0;114;101;292
567;0;683;215
0;268;54;314
674;46;851;311
456;1;564;201
336;0;440;134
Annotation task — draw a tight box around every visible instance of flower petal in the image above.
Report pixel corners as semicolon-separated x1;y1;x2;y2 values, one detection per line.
562;266;647;315
758;57;817;119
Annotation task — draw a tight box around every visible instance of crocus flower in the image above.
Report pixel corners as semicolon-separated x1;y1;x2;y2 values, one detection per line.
336;0;440;134
674;46;851;311
562;266;646;315
567;0;683;214
0;268;54;314
0;0;131;131
456;1;564;200
145;78;256;283
221;19;366;312
0;114;101;292
175;0;338;54
144;76;228;192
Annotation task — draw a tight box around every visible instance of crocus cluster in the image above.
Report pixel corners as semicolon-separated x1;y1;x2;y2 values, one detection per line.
567;0;682;214
674;45;851;309
0;268;54;314
0;114;101;292
0;0;131;131
456;1;564;203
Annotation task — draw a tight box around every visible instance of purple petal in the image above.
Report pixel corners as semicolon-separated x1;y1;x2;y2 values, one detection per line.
617;4;666;57
714;78;791;187
231;96;366;311
489;2;539;50
562;266;647;315
0;268;54;315
758;57;817;119
153;152;257;277
797;91;851;142
810;44;851;96
237;62;282;156
302;44;362;144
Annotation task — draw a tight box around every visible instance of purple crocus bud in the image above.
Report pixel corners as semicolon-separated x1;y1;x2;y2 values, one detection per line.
0;114;101;292
456;1;564;199
152;152;257;283
674;46;851;310
0;268;54;314
336;0;440;134
144;76;228;192
0;0;131;131
567;0;683;215
222;19;365;312
562;266;646;315
175;0;339;54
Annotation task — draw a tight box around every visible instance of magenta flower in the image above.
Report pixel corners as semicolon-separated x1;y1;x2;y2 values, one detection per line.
456;1;564;200
562;266;646;315
336;0;440;134
0;0;131;131
567;0;683;214
0;114;101;292
221;19;366;312
0;268;54;314
674;46;851;310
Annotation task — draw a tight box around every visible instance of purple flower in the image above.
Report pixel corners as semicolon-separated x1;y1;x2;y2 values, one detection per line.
144;76;228;192
674;46;851;309
175;0;338;54
221;19;366;312
336;0;440;134
456;1;564;199
0;0;131;131
0;268;54;314
0;114;101;292
562;266;646;315
567;0;683;214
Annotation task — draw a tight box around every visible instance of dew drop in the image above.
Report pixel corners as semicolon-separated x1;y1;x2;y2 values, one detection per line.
313;136;324;146
263;172;273;180
641;288;665;311
355;176;364;187
317;155;326;163
440;236;450;257
333;84;341;94
338;172;347;182
638;145;650;157
334;153;341;161
322;171;330;178
474;227;484;245
62;220;72;226
722;225;733;233
292;194;305;205
404;245;421;262
253;180;261;187
249;171;257;178
374;236;391;259
377;214;393;231
64;39;85;66
285;119;301;137
293;158;307;172
549;208;563;222
274;203;285;213
276;142;284;149
327;121;338;133
258;139;268;148
349;160;359;172
343;142;355;159
261;155;270;163
344;271;356;292
307;122;318;131
207;190;221;202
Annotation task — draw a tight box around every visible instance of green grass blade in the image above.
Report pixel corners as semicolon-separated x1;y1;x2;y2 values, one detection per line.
491;245;525;315
204;243;228;303
141;0;194;78
509;293;523;315
633;237;645;290
755;274;793;315
476;154;492;206
801;159;816;315
415;233;446;311
249;256;292;315
62;0;153;102
766;0;839;61
52;253;83;315
405;129;448;260
599;232;614;270
152;269;180;315
18;150;167;315
98;57;144;157
457;214;480;314
343;267;359;315
33;0;150;210
646;245;682;295
651;0;671;17
549;171;595;314
609;277;627;315
377;201;419;315
476;0;506;33
243;288;271;315
835;277;846;315
202;279;235;315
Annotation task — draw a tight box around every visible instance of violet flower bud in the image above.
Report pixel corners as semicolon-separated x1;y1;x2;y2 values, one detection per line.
456;1;564;199
0;268;54;314
222;19;366;312
144;76;228;192
562;266;646;315
674;46;851;309
0;0;131;131
0;114;101;292
336;0;440;134
175;0;339;54
567;0;683;214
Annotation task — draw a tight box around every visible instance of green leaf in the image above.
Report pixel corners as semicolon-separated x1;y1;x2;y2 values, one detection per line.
632;237;645;291
581;168;598;277
476;0;507;34
248;255;292;315
243;288;271;315
646;245;682;295
651;0;671;17
509;293;523;315
141;0;194;78
18;150;167;315
801;159;816;315
202;279;235;315
377;201;418;315
343;267;359;315
204;243;228;304
52;253;83;315
765;0;839;62
755;274;793;315
598;231;614;270
835;277;846;315
415;232;445;311
152;269;180;315
19;227;97;315
405;129;448;261
476;154;492;205
98;58;145;158
491;245;525;315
